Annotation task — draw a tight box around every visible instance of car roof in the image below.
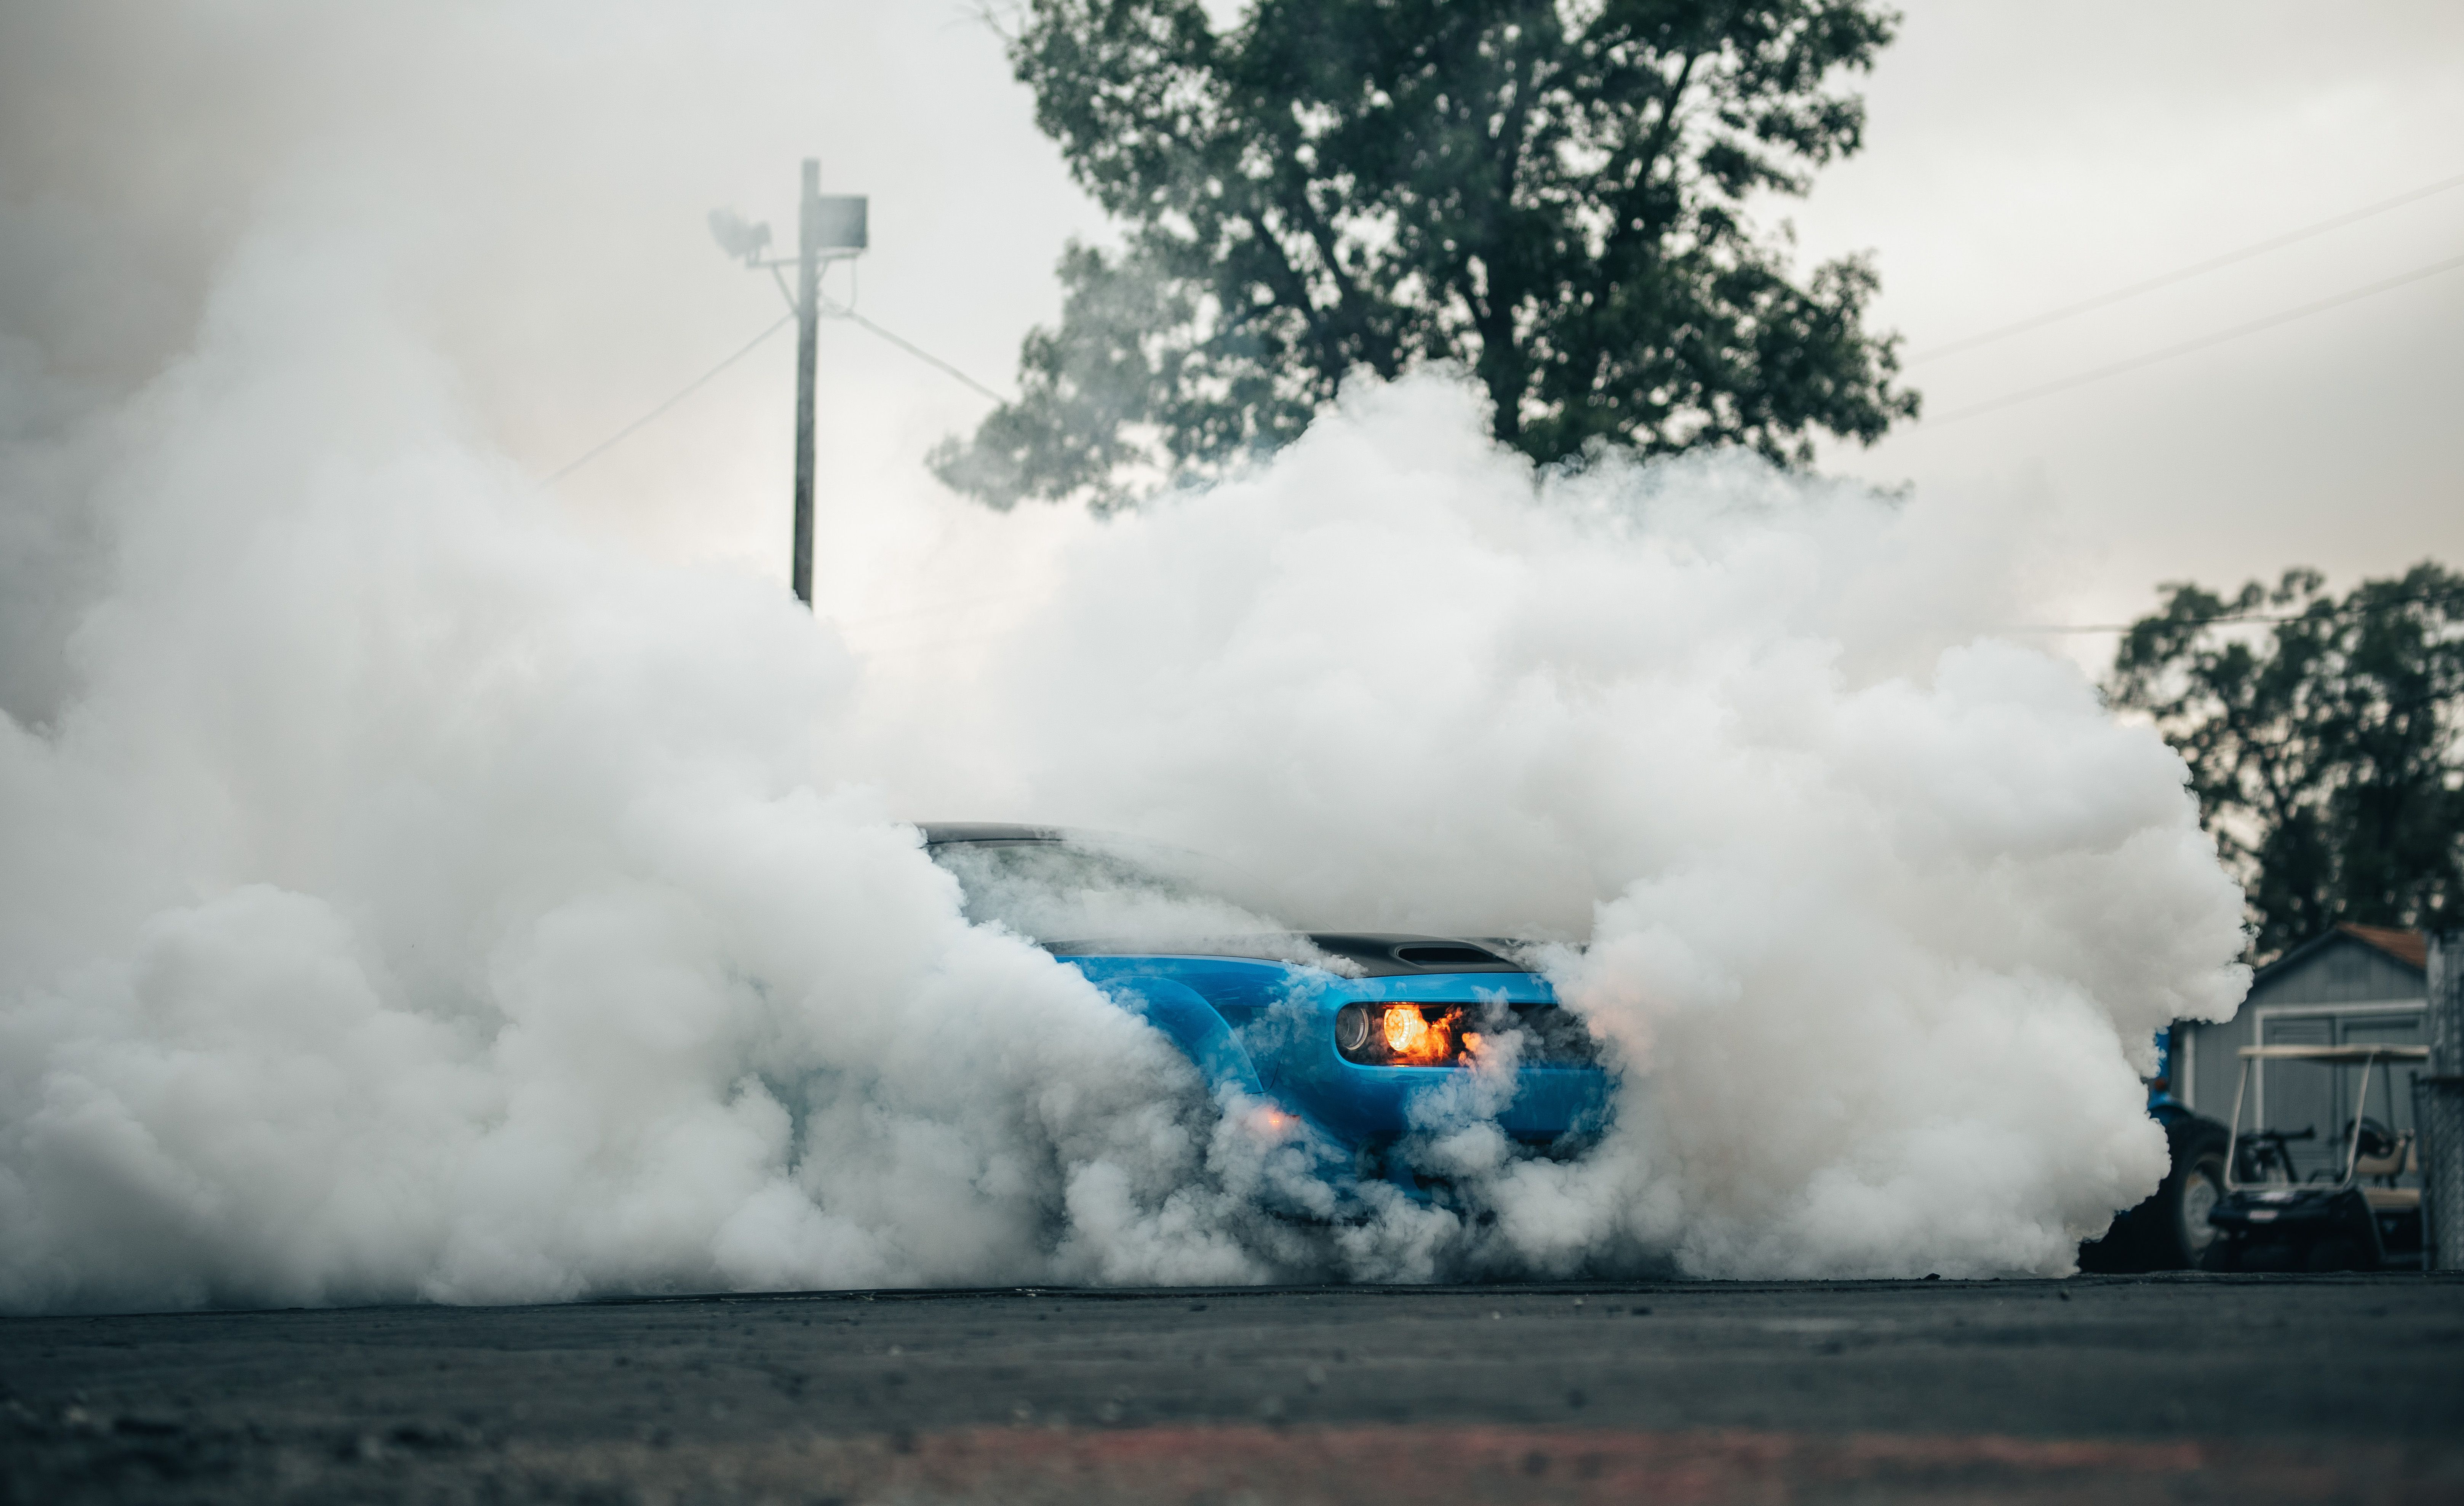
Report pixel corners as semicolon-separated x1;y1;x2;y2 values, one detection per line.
916;823;1066;845
1051;933;1527;976
913;825;1535;977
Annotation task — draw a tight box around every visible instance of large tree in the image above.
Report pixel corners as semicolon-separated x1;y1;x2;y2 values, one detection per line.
2107;563;2464;960
937;0;1919;513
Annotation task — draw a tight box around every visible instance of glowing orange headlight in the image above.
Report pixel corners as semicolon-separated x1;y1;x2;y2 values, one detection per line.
1335;1003;1472;1066
1382;1004;1431;1056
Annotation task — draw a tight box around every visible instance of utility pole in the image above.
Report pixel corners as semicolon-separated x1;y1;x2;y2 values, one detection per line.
708;164;866;610
791;160;821;607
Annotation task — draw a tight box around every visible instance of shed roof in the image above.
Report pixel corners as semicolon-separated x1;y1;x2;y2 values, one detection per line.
2251;922;2428;988
2336;923;2427;971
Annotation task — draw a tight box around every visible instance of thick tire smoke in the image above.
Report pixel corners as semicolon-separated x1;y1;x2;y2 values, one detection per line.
868;377;2252;1281
0;197;2248;1316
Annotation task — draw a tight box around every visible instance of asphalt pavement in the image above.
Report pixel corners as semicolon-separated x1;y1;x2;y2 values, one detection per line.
5;1273;2461;1504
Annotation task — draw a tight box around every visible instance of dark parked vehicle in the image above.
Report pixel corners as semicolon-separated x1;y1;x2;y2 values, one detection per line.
2079;1027;2233;1272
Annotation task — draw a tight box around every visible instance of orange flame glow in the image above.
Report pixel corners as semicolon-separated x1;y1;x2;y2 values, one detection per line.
1381;1005;1466;1065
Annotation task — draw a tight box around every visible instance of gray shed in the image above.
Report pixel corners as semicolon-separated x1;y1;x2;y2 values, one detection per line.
2175;925;2428;1182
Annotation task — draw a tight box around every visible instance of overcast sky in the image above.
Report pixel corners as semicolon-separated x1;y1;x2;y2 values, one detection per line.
1794;2;2464;644
5;1;2460;673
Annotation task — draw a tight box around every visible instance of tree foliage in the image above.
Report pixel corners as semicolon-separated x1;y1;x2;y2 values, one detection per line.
937;0;1919;513
2107;563;2464;960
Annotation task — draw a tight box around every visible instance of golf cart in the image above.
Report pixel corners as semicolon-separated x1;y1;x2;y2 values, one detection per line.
2201;1043;2429;1272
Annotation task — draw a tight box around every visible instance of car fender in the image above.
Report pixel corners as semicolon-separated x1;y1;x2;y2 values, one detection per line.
1095;975;1266;1098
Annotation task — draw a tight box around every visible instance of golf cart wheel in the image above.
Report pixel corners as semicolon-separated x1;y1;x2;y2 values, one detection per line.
2154;1123;2231;1270
2082;1115;2233;1272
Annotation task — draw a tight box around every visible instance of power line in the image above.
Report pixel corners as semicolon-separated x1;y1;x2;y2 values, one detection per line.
545;315;796;484
827;300;1011;404
859;595;2464;653
544;302;1005;491
1924;250;2464;427
1998;587;2464;636
1907;168;2464;366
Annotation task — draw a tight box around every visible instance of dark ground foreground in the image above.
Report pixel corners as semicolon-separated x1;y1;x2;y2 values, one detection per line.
5;1274;2462;1505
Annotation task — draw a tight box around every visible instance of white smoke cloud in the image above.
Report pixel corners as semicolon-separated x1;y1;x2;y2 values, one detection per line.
0;205;1295;1311
871;377;2250;1280
0;3;2251;1313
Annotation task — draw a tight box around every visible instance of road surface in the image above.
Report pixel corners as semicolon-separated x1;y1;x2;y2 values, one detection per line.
5;1273;2461;1503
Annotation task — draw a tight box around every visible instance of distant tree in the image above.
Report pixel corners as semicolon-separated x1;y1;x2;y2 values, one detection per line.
938;0;1919;513
2107;563;2464;960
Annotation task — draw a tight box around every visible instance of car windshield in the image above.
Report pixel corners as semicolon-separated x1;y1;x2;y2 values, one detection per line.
928;839;1287;943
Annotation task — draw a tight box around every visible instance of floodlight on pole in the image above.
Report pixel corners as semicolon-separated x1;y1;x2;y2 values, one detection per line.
706;208;772;265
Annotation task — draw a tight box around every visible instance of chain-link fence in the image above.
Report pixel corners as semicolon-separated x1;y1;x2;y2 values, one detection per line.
2419;1080;2464;1272
2425;931;2464;1272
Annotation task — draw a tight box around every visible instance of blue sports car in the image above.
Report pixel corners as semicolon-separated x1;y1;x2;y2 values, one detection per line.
922;824;1613;1190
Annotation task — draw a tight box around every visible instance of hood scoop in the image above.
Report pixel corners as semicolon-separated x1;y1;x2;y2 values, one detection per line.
1306;934;1524;976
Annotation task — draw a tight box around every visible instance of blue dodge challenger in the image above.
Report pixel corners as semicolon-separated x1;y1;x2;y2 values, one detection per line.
923;824;1613;1188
